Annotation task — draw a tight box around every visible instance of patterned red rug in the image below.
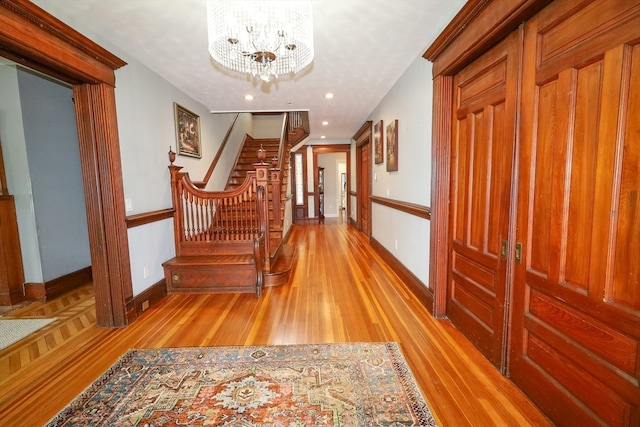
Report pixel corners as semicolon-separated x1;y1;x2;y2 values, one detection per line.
46;342;437;426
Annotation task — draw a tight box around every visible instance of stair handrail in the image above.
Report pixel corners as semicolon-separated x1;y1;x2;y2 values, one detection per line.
277;113;290;173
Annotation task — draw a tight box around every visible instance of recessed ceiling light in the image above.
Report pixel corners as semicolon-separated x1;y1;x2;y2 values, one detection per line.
244;95;254;101
321;135;326;139
322;121;328;126
324;93;334;99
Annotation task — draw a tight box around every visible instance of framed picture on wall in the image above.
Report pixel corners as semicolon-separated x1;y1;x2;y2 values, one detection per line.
386;119;398;172
174;103;201;158
374;120;384;164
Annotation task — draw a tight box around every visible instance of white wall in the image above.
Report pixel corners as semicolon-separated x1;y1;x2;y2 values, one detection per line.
115;62;238;214
206;112;253;191
366;56;433;286
251;114;285;139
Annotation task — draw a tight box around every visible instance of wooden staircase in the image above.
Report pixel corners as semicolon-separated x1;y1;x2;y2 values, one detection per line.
162;113;304;295
162;170;268;296
226;137;279;190
227;136;293;288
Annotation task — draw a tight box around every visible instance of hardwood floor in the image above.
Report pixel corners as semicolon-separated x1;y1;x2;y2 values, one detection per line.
0;223;553;426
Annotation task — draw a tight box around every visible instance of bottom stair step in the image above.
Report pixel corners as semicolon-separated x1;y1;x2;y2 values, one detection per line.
163;255;257;294
265;244;296;288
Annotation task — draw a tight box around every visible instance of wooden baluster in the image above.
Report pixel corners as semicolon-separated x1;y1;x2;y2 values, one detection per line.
213;198;219;241
198;196;204;241
188;192;196;241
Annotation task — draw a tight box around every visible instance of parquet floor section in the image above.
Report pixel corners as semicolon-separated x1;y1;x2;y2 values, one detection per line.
0;223;554;426
0;285;95;381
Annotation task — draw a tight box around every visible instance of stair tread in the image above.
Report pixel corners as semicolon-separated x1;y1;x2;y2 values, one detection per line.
268;245;295;275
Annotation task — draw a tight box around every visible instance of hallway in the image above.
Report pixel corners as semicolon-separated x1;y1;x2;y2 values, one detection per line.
0;223;551;426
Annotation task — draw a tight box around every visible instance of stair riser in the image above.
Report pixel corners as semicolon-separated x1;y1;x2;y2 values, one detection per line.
165;265;256;293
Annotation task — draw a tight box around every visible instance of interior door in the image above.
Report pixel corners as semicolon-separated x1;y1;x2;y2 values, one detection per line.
510;1;640;425
447;29;521;369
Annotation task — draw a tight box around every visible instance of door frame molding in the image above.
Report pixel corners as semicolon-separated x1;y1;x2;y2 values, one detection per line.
312;145;351;221
291;149;308;223
0;0;132;327
423;0;551;317
353;122;372;236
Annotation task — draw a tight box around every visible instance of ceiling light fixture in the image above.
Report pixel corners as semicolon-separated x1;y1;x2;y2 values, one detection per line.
322;121;328;126
325;93;334;99
206;0;314;83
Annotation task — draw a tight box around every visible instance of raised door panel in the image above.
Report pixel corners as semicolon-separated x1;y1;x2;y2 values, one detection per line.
511;1;640;425
447;30;521;369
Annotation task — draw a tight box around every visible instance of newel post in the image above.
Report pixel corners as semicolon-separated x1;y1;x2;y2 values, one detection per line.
270;169;281;230
169;164;184;256
254;163;271;269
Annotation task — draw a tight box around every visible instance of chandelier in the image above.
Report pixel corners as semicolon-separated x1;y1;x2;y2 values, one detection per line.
206;0;314;83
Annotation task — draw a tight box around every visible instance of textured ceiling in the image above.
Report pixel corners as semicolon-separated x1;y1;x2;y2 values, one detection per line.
31;0;465;141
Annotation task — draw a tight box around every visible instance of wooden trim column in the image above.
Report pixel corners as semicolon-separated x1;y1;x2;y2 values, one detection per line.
429;75;452;318
74;83;132;327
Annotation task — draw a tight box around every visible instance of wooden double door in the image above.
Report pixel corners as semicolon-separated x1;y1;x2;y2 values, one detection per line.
447;1;640;425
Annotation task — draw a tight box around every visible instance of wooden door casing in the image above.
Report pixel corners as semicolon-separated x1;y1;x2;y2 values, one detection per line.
510;1;640;425
359;142;371;234
291;151;307;222
447;30;521;370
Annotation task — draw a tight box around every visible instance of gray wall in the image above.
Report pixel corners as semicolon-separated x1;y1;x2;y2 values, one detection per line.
0;64;90;284
18;69;91;282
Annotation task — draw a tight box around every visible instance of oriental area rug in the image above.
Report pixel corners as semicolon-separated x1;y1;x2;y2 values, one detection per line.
45;342;437;426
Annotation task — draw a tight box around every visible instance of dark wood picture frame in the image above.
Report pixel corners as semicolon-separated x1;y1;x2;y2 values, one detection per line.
374;120;384;164
386;119;398;172
174;103;201;158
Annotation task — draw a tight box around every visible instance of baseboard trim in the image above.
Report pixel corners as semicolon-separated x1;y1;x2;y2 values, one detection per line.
125;279;167;324
24;266;92;302
370;237;434;314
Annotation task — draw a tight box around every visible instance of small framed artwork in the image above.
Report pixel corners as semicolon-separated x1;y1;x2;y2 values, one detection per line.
386;119;398;172
174;103;201;158
374;120;384;164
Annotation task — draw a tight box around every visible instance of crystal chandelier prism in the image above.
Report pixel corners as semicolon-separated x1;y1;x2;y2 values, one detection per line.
206;0;314;83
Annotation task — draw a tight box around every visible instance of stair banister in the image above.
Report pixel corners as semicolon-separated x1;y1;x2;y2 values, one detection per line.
169;164;262;254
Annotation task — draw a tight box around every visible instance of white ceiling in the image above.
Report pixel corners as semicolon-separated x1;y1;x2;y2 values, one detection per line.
31;0;465;141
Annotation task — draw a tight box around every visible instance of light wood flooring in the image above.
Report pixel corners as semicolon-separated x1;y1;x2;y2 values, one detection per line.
0;222;553;426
